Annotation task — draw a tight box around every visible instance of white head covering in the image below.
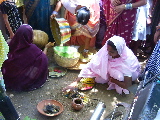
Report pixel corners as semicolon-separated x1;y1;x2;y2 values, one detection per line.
79;36;141;94
108;36;125;56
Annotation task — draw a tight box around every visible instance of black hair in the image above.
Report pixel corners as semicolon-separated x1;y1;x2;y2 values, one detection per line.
107;40;117;51
76;7;90;25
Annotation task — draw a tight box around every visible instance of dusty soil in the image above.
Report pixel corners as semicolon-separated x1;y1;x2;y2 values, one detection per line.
5;48;147;120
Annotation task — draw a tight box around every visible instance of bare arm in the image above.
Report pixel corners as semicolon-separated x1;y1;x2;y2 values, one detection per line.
114;0;147;13
50;1;62;18
132;0;147;8
54;1;62;12
110;76;132;89
62;77;82;92
43;42;55;55
64;9;68;19
3;14;14;39
22;6;28;24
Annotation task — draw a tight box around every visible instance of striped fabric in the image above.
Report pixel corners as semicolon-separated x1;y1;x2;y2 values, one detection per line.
50;18;71;45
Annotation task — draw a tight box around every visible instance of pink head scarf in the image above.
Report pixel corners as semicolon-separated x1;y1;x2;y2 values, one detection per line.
78;36;140;93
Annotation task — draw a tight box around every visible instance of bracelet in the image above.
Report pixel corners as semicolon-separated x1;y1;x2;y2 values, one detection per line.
83;49;89;53
125;3;132;10
148;15;152;18
52;11;58;15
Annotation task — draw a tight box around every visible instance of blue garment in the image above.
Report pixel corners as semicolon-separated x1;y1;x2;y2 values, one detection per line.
142;40;160;81
25;0;54;41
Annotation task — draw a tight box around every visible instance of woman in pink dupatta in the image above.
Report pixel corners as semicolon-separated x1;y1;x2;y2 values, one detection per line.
64;36;141;94
101;0;147;46
51;0;100;57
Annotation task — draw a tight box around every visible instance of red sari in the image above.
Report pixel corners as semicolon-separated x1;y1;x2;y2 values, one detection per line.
102;0;137;46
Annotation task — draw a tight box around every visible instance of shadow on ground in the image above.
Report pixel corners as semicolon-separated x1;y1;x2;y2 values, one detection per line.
6;48;148;120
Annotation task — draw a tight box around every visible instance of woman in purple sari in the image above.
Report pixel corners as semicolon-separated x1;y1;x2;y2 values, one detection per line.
1;24;49;91
101;0;147;46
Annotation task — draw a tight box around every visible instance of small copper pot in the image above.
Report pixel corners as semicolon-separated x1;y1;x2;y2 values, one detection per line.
71;98;84;111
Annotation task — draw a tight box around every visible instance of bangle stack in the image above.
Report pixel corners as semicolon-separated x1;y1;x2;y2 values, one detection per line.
52;11;58;15
125;3;132;10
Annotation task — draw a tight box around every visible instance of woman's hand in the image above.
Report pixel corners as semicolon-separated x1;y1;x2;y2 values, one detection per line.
154;25;160;44
45;42;55;49
62;81;78;92
62;77;82;92
111;0;121;6
43;42;55;55
114;4;125;13
109;76;132;89
50;13;57;19
109;76;116;83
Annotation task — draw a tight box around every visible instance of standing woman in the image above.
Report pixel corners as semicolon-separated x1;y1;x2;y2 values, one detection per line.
0;0;23;39
24;0;54;42
131;0;151;56
51;0;100;58
101;0;147;46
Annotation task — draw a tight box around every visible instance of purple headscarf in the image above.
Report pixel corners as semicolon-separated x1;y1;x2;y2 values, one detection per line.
2;24;48;91
9;24;33;52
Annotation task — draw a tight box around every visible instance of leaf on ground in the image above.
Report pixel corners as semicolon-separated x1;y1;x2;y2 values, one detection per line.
23;116;37;120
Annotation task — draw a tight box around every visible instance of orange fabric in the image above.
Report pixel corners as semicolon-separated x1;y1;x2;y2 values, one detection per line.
65;1;100;38
66;35;96;48
0;0;6;4
65;1;100;47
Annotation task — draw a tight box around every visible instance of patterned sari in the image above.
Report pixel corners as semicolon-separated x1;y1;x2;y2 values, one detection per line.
0;1;22;33
102;0;137;46
141;40;160;81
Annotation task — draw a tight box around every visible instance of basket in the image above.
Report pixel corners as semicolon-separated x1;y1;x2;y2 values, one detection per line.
33;30;49;49
53;46;80;68
54;53;80;68
50;18;71;46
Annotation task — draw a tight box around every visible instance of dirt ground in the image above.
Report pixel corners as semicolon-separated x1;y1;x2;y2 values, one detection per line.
5;48;147;120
